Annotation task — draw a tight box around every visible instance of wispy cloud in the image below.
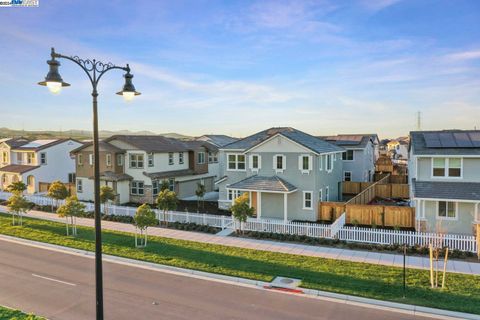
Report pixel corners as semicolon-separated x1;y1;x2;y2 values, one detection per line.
445;50;480;61
359;0;402;12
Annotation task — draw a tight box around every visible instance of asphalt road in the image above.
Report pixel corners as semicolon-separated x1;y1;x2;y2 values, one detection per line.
0;239;430;320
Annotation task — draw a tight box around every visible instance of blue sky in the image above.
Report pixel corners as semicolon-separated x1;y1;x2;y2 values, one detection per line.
0;0;479;138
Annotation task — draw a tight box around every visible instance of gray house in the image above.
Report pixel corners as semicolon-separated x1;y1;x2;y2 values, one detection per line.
217;127;344;221
409;130;480;235
322;134;378;182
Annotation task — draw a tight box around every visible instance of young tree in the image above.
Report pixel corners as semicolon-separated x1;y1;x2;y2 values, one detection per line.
7;192;30;226
155;189;178;226
100;185;116;215
133;204;157;247
56;196;86;236
160;180;170;192
230;193;254;234
195;182;206;211
7;181;27;194
47;180;69;212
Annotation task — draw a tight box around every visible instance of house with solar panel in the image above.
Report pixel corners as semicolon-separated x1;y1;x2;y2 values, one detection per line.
0;138;82;194
409;130;480;235
322;134;379;182
216;127;344;221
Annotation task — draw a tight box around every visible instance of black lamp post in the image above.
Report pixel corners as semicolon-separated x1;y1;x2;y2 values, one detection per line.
38;47;140;320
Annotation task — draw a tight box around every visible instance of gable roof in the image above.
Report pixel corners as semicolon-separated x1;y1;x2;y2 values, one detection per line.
221;127;343;154
105;135;190;153
321;134;375;149
410;130;480;156
12;139;80;151
1;138;29;148
0;164;39;174
197;135;238;147
412;179;480;201
70;141;124;154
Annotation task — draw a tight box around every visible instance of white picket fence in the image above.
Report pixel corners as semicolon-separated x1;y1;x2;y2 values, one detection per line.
0;191;477;253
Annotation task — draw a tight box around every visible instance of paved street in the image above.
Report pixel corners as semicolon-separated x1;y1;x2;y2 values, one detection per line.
0;239;432;320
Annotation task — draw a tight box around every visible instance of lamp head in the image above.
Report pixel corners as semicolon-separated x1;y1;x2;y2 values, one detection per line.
38;56;70;94
116;69;140;101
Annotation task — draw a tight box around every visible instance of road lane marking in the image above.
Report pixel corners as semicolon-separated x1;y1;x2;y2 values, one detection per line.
31;273;77;286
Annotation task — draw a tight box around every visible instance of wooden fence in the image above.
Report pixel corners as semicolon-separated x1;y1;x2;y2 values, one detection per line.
374;173;407;184
342;177;409;199
319;202;416;228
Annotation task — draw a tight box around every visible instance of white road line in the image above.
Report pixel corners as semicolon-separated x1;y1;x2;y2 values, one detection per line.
31;273;77;286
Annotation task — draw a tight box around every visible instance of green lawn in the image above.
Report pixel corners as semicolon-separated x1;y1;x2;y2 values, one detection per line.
1;213;479;315
0;306;44;320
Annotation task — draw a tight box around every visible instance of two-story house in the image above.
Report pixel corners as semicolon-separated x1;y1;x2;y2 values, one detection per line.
0;138;82;194
409;130;480;235
72;135;218;205
322;134;378;182
217;127;344;222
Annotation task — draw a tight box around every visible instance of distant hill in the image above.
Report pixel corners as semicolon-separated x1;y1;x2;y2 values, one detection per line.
0;127;193;140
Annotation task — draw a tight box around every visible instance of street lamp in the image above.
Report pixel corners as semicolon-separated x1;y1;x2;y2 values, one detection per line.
38;47;140;320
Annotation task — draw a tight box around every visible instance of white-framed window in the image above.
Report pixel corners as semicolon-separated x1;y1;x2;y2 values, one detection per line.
1;151;8;163
432;158;462;178
342;150;354;161
40;152;47;165
273;154;286;173
149;153;155;167
299;155;312;173
325;186;329;201
68;173;76;184
437;201;457;220
197;152;206;164
89;153;94;166
227;154;246;171
27;152;35;164
78;154;83;165
249;154;261;171
131;181;144;195
228;189;242;201
152;180;159;195
343;171;352;182
76;179;83;193
208;151;218;163
319;188;323;202
319;155;323;171
168;178;175;191
129;154;144;168
117;154;123;166
168;152;174;165
179;152;184;164
303;191;313;210
106;153;112;167
326;154;333;172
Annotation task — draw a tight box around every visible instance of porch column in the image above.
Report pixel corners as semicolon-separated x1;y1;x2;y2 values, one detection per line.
249;191;252;207
283;193;288;222
257;192;261;219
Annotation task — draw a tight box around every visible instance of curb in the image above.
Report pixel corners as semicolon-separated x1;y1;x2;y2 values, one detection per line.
0;234;478;320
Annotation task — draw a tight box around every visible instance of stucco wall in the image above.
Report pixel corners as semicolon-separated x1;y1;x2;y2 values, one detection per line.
423;200;476;235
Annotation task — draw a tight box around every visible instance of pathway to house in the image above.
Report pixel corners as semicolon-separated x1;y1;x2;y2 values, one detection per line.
1;206;479;276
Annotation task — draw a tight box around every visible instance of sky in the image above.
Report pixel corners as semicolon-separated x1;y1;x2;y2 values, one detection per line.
0;0;479;139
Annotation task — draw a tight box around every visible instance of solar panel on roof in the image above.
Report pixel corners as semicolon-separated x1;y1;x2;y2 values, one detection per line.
469;132;480;147
453;132;473;147
438;132;457;148
423;133;442;148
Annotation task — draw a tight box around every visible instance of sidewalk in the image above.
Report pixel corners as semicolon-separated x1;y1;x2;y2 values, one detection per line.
1;206;479;276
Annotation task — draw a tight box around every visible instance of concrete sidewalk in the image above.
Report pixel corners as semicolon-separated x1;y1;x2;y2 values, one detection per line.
1;206;479;276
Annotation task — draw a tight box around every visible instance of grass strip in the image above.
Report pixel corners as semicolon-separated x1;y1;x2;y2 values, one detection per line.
0;305;44;320
0;213;479;315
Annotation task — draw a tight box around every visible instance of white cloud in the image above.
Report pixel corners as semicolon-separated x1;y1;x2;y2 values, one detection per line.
445;50;480;61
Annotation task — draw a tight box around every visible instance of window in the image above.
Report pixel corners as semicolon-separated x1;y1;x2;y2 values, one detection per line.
17;153;22;163
78;154;83;165
131;181;144;195
27;153;35;164
303;191;313;210
179;152;184;164
342;150;354;161
149;153;155;167
117;154;123;166
299;155;311;172
433;158;462;178
40;152;47;165
438;201;457;220
208;151;218;163
168;152;174;165
343;171;352;182
197;152;206;164
1;151;8;163
325;186;329;201
168;178;175;191
250;154;261;171
27;175;34;187
89;154;93;166
76;179;83;193
227;154;246;171
68;173;76;183
319;155;323;171
326;154;333;172
129;154;144;168
228;189;242;201
106;153;112;167
274;154;285;172
319;189;323;202
152;180;159;195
